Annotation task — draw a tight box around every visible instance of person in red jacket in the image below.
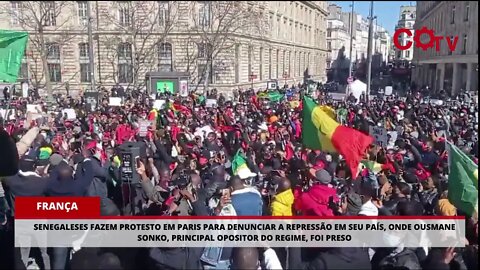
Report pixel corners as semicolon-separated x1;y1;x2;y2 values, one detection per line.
295;169;338;216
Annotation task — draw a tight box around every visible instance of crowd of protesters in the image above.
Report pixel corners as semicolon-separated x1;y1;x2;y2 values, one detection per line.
0;81;478;270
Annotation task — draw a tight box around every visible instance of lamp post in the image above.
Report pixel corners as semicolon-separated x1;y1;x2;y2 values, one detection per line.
87;1;96;94
348;1;355;80
366;1;374;101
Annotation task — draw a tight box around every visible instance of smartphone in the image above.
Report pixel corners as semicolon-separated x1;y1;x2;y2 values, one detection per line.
135;156;141;168
221;189;230;197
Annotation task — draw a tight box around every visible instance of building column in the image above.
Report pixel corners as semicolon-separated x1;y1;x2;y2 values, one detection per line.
466;63;472;92
451;63;460;96
437;63;445;91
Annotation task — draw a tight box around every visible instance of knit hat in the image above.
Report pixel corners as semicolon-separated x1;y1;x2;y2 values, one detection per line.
49;153;64;166
314;169;332;185
346;193;363;216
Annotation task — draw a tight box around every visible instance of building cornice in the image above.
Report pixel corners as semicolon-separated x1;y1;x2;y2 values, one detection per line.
302;1;328;16
417;1;445;22
23;30;328;52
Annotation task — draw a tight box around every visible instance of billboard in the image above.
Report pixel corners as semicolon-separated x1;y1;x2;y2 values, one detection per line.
156;80;175;94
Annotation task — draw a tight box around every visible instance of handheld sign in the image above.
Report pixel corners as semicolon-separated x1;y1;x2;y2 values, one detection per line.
27;104;41;113
369;126;388;147
206;99;217;108
62;108;77;120
384;86;393;96
109;97;122;106
138;120;150;137
153;100;166;110
267;80;277;90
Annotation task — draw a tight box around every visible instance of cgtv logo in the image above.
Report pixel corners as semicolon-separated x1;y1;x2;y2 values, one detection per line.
393;26;459;52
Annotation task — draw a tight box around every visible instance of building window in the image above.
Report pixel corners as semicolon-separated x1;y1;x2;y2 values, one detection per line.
79;43;90;82
298;52;301;75
405;50;410;58
46;43;61;60
288;51;291;77
327;29;331;37
11;1;22;26
464;2;469;21
158;1;170;26
118;2;131;26
78;1;88;26
259;47;263;81
118;42;132;59
118;63;133;83
282;50;286;76
117;42;133;83
80;63;90;82
198;2;211;27
158;42;173;71
43;2;57;26
19;62;28;79
197;42;212;59
450;5;455;24
268;48;272;79
248;45;253;79
79;43;89;58
448;36;453;55
462;34;467;55
327;42;331;51
197;63;213;84
48;64;62;82
235;44;240;83
293;51;297;76
276;49;279;78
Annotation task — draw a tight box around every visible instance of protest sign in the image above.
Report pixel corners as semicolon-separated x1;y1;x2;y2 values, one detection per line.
267;80;277;90
62;108;77;120
27;104;41;113
384;86;393;96
109;97;122;106
206;99;217;108
138;120;150;137
153;100;166;110
0;109;16;121
369;126;388;147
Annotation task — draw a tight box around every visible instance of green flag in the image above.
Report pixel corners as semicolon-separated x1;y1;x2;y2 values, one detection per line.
0;30;28;83
231;150;248;176
447;141;478;217
267;91;284;102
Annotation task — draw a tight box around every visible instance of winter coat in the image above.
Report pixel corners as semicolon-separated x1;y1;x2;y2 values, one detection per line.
372;248;421;270
295;184;337;217
271;189;294;216
231;187;263;216
289;247;371;270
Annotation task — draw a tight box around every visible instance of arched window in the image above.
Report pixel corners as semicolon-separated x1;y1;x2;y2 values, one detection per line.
158;42;173;71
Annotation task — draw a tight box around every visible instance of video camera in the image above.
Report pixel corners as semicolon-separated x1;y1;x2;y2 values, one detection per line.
168;170;191;190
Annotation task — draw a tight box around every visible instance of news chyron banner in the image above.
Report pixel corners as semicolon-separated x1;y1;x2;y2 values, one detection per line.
15;197;466;248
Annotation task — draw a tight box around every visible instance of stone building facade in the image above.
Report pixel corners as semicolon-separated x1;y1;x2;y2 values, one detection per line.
394;5;416;62
0;1;329;95
412;1;478;94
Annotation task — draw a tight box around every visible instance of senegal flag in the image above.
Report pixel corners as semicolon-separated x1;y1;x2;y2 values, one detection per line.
231;150;248;176
0;30;28;82
302;96;373;178
447;141;478;219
